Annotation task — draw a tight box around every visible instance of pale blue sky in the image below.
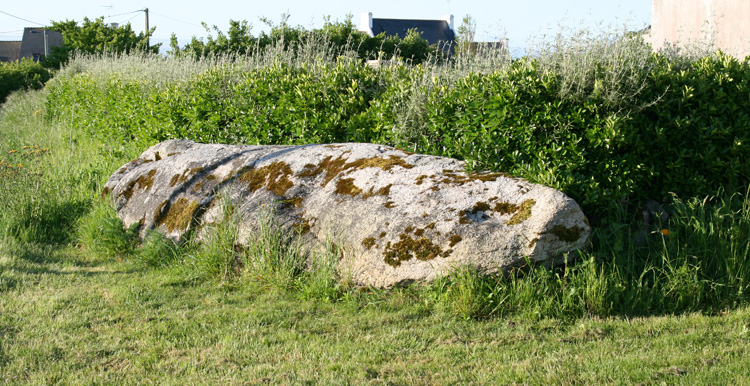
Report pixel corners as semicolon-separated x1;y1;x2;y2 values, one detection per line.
1;0;651;54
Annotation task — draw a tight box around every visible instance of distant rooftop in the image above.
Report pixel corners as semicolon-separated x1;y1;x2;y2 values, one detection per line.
0;27;63;62
359;12;455;49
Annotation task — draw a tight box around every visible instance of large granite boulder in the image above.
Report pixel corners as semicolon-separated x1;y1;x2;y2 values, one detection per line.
104;140;590;287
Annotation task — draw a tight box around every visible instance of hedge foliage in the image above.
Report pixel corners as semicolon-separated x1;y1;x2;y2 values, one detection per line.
0;59;52;104
45;49;750;217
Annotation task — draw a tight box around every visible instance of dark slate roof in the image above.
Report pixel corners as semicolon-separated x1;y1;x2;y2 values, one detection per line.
0;41;21;62
371;18;455;46
19;28;63;59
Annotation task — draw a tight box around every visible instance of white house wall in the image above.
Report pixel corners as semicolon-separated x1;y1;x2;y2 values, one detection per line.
650;0;750;58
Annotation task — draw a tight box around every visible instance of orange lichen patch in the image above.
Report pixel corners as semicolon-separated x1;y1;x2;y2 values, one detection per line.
136;169;157;190
239;161;294;197
121;169;157;200
154;200;168;220
456;198;536;225
363;184;392;199
384;234;451;268
459;202;492;223
297;153;414;188
494;202;520;215
170;167;205;187
345;155;414;172
335;178;362;196
506;199;536;225
297;155;349;186
156;198;200;233
362;237;376;250
439;170;512;186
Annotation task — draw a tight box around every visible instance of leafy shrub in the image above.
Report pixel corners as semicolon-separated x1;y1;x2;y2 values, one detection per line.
44;33;750;218
0;59;52;104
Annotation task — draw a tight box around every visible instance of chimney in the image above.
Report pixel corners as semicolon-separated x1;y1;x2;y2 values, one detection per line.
360;12;374;36
442;14;454;31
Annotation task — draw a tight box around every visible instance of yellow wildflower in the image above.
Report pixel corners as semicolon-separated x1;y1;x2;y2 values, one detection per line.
661;229;670;236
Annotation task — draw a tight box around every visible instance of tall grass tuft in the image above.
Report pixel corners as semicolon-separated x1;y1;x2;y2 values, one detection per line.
296;235;348;302
76;199;137;259
242;207;308;290
135;230;183;268
187;198;242;281
429;188;750;320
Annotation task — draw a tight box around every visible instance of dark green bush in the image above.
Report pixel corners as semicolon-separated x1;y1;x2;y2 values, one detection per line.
44;50;750;217
0;59;52;104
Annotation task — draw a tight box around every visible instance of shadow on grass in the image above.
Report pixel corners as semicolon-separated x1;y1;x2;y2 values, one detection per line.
5;197;92;247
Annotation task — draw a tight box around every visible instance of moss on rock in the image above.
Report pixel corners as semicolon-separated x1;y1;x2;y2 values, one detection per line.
506;199;536;225
362;237;376;250
156;198;200;233
239;161;294;197
383;234;451;268
334;178;362;196
549;225;584;242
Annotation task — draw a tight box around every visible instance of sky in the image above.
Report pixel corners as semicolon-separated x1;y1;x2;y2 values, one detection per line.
1;0;652;54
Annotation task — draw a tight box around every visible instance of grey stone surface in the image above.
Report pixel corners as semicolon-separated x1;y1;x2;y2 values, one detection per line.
105;139;591;287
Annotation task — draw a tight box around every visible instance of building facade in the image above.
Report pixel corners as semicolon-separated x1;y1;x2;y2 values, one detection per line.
0;28;63;62
649;0;750;58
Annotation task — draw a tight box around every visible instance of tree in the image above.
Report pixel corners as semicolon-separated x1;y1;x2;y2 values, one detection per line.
170;20;258;58
169;15;434;64
45;17;159;68
455;15;477;56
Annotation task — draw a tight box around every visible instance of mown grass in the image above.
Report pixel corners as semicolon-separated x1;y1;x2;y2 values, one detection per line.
2;243;750;385
2;27;750;383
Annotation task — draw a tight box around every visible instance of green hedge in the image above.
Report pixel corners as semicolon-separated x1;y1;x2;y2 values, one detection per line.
45;52;750;217
0;59;52;104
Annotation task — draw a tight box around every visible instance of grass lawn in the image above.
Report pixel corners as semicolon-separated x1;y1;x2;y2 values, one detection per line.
3;48;750;384
2;240;749;385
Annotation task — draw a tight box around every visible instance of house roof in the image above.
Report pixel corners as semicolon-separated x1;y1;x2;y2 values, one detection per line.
370;18;455;46
0;41;22;62
19;28;63;59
